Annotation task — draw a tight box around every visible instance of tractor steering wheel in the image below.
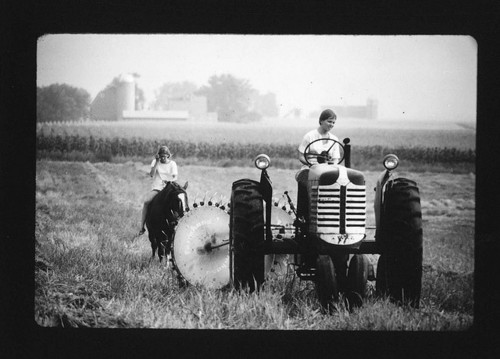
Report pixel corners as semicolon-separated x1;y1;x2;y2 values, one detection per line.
303;138;345;167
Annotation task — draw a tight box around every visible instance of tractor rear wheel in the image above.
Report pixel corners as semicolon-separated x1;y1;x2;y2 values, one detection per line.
378;178;423;308
229;179;265;292
316;255;338;313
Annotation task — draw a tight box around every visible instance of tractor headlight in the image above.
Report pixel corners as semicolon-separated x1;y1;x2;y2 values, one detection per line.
383;154;399;170
254;154;271;170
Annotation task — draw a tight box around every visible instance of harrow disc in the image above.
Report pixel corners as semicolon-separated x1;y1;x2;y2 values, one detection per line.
172;206;230;289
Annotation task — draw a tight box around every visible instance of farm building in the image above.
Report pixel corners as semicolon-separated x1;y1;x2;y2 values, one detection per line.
327;98;378;120
90;74;217;122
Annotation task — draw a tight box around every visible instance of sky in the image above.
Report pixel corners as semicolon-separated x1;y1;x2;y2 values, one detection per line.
37;34;477;121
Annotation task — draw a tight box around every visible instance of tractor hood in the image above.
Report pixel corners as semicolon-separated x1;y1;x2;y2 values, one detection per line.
308;163;365;186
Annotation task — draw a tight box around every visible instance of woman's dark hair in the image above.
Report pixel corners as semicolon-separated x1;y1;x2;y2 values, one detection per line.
319;109;337;124
158;145;172;156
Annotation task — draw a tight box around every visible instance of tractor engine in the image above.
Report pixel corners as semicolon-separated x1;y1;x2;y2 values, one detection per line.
305;163;366;247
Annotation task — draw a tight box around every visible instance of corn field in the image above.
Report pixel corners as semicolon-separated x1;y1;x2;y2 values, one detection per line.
36;131;475;165
36;120;476;148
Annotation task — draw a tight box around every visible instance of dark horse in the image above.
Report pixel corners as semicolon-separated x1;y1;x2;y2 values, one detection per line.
146;181;189;262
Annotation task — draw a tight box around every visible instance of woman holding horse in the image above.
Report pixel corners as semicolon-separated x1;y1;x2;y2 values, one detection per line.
138;145;178;236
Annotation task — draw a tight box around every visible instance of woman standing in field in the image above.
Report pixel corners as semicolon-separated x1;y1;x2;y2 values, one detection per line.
138;145;178;236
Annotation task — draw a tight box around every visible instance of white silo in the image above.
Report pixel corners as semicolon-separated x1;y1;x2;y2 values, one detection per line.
116;74;136;120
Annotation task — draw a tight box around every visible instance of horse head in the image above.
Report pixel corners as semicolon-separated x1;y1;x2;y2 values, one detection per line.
166;181;189;226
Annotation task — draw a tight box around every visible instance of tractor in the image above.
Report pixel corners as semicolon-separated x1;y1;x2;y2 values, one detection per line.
171;137;423;311
228;138;423;310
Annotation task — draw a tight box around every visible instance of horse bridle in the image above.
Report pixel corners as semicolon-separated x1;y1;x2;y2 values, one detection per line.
167;191;188;226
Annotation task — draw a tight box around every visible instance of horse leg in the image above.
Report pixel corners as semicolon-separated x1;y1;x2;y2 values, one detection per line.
154;229;169;262
159;229;172;264
158;240;165;262
162;230;174;267
148;232;157;262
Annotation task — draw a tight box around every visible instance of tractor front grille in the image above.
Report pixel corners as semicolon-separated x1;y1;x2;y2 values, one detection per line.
310;183;366;234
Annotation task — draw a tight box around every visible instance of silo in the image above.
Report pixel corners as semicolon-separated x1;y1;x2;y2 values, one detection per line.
116;74;135;120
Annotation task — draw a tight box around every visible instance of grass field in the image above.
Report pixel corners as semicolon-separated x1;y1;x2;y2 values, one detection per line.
35;160;474;329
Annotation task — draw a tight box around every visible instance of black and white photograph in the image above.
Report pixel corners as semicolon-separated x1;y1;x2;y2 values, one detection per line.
34;34;476;330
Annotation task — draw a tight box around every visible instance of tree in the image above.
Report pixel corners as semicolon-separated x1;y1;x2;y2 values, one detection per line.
37;84;91;122
196;74;262;123
255;92;279;117
151;81;198;110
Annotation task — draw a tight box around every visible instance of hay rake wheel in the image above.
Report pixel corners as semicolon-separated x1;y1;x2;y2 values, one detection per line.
170;190;294;290
170;191;231;289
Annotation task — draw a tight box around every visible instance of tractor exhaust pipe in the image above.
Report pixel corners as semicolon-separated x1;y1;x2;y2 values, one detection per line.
343;138;351;168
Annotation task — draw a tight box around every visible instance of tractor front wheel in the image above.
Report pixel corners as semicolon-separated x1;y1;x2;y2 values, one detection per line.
316;255;339;313
347;254;369;296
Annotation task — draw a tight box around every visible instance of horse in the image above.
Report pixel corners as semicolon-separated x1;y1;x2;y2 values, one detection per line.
145;181;189;262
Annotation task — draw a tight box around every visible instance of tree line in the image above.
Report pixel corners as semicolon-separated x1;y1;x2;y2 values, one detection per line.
37;74;279;124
